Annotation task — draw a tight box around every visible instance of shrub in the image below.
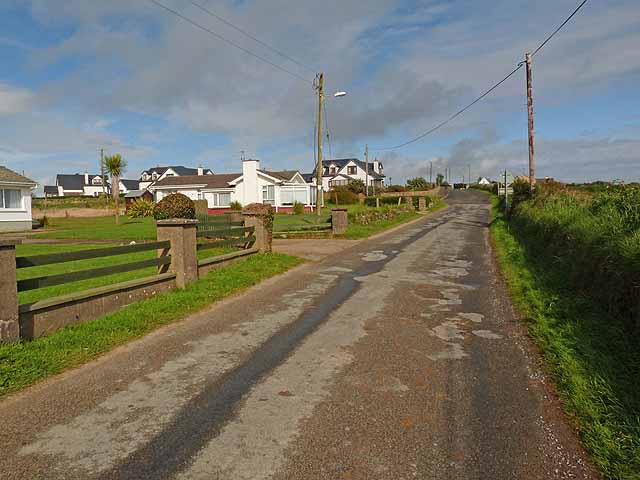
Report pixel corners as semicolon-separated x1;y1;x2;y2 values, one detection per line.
128;199;156;218
329;186;359;205
229;200;242;211
292;201;305;215
347;179;365;194
154;193;195;220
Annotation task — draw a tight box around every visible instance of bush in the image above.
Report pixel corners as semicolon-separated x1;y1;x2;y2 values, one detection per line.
347;179;365;194
329;186;359;205
292;201;305;215
229;200;242;211
153;193;195;220
128;199;156;218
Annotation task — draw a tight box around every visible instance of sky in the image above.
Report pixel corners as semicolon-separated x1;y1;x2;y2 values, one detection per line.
0;0;638;190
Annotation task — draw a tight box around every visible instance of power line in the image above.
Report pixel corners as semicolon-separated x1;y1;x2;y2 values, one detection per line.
373;0;589;151
148;0;313;85
189;1;316;74
532;0;588;57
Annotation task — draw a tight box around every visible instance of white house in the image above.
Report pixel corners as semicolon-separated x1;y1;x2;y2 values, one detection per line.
477;177;491;185
139;166;213;190
308;158;385;192
150;159;315;213
0;166;37;232
118;179;140;194
44;173;109;197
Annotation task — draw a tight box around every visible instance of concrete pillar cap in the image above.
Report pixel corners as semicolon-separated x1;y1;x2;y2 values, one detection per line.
156;219;198;226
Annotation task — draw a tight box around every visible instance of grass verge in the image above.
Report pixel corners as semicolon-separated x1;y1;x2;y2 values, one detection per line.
33;215;157;241
0;252;303;399
489;195;640;480
341;199;447;239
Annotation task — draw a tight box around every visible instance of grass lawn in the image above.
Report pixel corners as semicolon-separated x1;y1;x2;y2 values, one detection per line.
17;243;235;304
490;196;640;479
33;215;157;241
1;252;303;398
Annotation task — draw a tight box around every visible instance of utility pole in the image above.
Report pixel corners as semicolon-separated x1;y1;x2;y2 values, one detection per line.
526;52;536;188
100;148;106;205
315;72;324;216
429;161;433;185
364;144;369;196
468;164;471;188
504;169;509;213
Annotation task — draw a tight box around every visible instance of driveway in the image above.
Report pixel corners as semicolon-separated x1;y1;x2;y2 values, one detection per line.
0;190;598;479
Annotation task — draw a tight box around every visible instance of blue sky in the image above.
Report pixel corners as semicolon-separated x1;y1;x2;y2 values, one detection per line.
0;0;638;189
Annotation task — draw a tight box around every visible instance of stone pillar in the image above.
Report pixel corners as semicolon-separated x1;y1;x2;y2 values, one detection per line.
0;239;21;343
406;196;413;209
226;211;243;223
156;219;198;288
331;209;348;235
418;196;427;212
242;203;273;252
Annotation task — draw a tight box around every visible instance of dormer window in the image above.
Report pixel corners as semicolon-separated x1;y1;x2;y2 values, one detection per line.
323;167;329;175
347;166;357;175
330;167;337;175
92;177;102;185
152;173;158;180
142;173;148;181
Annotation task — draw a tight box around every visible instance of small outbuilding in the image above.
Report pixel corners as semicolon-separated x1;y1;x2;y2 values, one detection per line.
124;190;154;213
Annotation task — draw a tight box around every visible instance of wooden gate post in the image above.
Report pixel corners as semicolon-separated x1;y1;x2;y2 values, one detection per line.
156;219;198;288
0;239;21;343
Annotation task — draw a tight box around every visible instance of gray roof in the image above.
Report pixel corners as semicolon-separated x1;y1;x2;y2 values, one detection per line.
152;173;240;189
259;170;300;182
321;158;384;179
43;185;59;194
141;166;213;177
0;166;36;186
120;179;140;190
124;190;150;198
56;174;108;190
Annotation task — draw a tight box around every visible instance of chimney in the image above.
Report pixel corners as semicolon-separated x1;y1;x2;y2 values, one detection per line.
84;172;89;184
197;166;204;176
373;158;381;173
242;158;260;205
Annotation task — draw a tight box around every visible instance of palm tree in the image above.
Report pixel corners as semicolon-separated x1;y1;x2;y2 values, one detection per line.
104;154;127;224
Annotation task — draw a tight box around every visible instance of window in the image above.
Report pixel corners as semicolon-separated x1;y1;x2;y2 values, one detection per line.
280;186;308;205
0;189;21;209
347;166;357;175
330;167;337;174
323;167;329;175
218;192;231;206
262;185;275;205
92;176;102;185
152;173;158;180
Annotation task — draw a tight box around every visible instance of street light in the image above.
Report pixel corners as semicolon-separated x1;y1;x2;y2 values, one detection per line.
315;72;347;216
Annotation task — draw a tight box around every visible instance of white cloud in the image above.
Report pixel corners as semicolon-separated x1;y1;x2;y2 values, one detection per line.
0;84;35;116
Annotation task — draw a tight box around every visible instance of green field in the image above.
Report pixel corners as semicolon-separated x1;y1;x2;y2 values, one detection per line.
490;190;640;480
1;252;303;398
34;215;157;241
17;243;233;304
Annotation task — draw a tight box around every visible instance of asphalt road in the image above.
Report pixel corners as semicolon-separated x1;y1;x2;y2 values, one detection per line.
0;190;598;479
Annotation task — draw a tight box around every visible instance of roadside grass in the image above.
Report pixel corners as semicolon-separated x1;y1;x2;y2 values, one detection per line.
0;252;303;398
33;215;156;241
489;195;640;480
341;199;447;239
17;243;234;304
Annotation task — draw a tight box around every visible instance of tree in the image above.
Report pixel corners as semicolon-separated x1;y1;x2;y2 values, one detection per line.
406;177;429;191
104;154;127;225
436;173;445;186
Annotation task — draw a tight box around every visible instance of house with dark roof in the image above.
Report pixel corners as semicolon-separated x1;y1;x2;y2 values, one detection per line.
150;159;314;214
307;158;385;192
118;179;140;194
0;166;37;232
44;173;109;197
139;166;213;190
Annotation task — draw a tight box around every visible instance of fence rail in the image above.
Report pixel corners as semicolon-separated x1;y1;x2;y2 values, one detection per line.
16;240;170;268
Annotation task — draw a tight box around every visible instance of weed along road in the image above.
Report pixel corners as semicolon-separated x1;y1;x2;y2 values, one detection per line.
0;190;597;480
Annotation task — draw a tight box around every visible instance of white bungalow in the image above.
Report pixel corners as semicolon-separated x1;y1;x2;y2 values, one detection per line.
0;166;37;232
150;159;315;214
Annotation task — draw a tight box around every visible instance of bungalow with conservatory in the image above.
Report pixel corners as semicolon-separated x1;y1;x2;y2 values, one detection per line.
0;166;37;232
308;158;385;192
150;159;315;214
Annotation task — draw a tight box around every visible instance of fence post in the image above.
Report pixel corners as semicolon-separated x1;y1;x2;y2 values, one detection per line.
405;196;413;209
331;209;348;235
242;204;273;252
0;239;21;343
156;219;198;288
418;196;427;212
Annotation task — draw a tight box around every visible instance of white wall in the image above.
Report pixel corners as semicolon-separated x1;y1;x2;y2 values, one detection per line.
0;187;33;223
